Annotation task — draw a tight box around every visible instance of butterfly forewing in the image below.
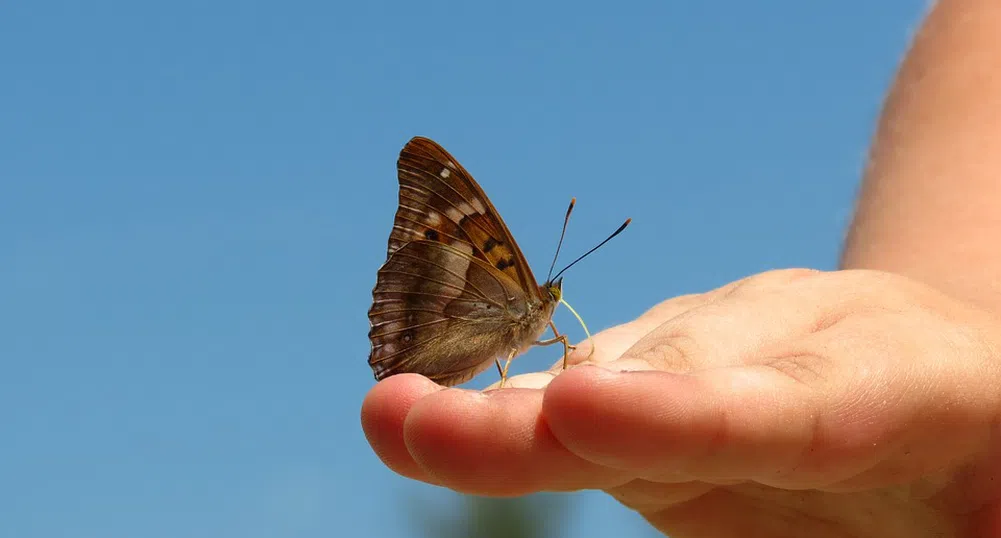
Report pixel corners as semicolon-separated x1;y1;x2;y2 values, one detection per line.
390;137;542;299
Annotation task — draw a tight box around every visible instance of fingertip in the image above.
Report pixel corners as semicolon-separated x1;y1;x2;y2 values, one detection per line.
361;374;443;431
360;374;444;482
403;387;541;495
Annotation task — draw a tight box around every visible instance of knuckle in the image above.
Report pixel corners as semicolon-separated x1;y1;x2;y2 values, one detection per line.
628;330;701;373
759;352;831;386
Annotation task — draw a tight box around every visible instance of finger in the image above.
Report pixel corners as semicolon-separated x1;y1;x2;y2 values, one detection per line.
608;270;852;374
542;364;832;487
497;271;815;389
483;370;558;391
402;386;630;496
564;291;732;368
565;317;663;366
360;374;444;484
566;269;824;371
544;343;1001;493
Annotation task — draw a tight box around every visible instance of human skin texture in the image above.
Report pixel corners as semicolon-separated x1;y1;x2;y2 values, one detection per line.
362;1;1001;536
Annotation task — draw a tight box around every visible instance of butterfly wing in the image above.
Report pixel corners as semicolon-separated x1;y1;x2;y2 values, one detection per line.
367;137;559;386
368;240;539;386
386;136;543;297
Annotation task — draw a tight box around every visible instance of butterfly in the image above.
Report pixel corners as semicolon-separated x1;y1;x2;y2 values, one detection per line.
367;136;629;387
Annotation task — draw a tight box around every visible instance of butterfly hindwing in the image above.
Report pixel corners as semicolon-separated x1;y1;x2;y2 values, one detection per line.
368;240;530;385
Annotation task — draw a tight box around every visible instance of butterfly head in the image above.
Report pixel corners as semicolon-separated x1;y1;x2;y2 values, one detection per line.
544;277;564;303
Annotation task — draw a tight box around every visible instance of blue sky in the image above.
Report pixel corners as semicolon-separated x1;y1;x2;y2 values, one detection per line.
1;1;927;536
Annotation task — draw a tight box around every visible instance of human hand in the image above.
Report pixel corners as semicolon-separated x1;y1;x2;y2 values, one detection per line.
361;269;1001;538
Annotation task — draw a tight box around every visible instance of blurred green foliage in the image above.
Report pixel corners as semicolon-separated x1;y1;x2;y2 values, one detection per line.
411;492;571;538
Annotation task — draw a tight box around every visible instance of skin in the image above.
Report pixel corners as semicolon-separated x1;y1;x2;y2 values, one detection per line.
362;1;1001;536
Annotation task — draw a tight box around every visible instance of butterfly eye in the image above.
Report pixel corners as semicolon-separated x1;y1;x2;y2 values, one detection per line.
548;285;562;302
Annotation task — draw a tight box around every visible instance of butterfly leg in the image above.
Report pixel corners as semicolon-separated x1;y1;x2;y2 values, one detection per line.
497;348;518;389
550;320;595;362
549;321;579;359
534;322;576;371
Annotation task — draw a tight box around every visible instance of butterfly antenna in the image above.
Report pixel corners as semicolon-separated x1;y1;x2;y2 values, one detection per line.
552;218;632;282
546;197;576;283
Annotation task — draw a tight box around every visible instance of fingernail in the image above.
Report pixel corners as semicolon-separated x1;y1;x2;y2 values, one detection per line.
483;372;557;391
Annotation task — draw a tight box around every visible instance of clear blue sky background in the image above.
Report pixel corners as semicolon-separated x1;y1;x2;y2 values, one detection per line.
2;1;928;537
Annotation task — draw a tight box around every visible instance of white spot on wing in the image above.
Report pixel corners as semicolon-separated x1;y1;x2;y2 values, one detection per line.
374;320;404;333
392;223;425;241
440;168;451;178
393;221;425;240
446;207;463;223
471;198;485;214
427;211;442;226
446;160;456;169
457;202;474;216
